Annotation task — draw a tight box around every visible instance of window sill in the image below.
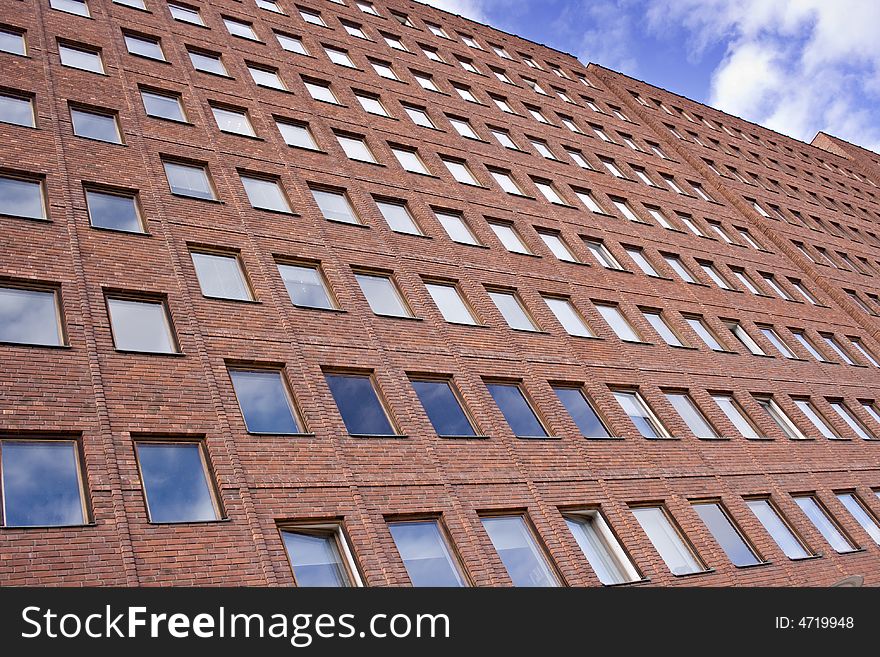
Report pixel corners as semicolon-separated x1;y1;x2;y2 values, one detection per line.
325;218;369;228
200;295;261;304
146;517;231;526
169;193;223;204
1;522;97;530
515;435;560;440
697;436;732;441
145;115;194;127
290;304;346;314
127;53;171;66
372;313;422;321
671;568;715;579
347;433;408;439
733;561;772;570
440;434;491;440
669;344;699;351
113;349;185;357
245;432;316;438
218;130;265;142
585;435;626;441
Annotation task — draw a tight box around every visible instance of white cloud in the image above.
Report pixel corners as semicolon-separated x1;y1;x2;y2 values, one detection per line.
646;0;880;151
414;0;490;23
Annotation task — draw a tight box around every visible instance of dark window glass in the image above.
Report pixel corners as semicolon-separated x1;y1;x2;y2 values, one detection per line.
229;370;301;434
325;373;395;435
411;379;476;437
693;502;761;566
487;383;547;437
85;189;143;233
553;387;611;438
136;442;219;523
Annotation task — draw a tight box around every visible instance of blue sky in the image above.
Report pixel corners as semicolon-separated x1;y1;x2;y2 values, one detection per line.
419;0;880;153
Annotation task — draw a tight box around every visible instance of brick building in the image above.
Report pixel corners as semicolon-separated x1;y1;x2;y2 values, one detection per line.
1;0;879;587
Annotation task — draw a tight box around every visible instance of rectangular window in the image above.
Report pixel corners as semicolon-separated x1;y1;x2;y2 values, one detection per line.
731;269;761;295
392;147;429;175
124;33;165;61
371;60;398;80
585;240;623;270
276;119;318;150
449;117;478;139
481;516;559;586
828;400;874;440
543;297;594;337
535;180;566;205
849;338;879;367
229;368;302;434
337;134;377;163
665;392;719;438
404;105;434;128
375;199;420;235
276;32;307;55
311;188;359;224
565;511;640;584
355;272;411;318
136;441;220;523
488;290;537;332
642;310;684;347
257;0;283;12
0;27;26;56
325;372;396;436
725;321;765;355
600;158;625;178
491;128;518;150
631;506;704;575
793;399;840;439
567;149;592;169
597;304;641;342
281;525;361;587
759;327;796;359
684;316;725;351
212;105;255;137
489;222;531;254
793;496;857;553
106;296;176;353
664;255;696;283
411;378;477;437
141;89;185;122
435;210;479;245
0;284;64;346
539;232;578;262
820;334;855;365
712;394;761;439
414;73;440;92
85;187;144;233
299;9;326;26
553;387;610;438
163;161;215;200
356;93;389;117
443;159;479;186
575;190;604;214
755;396;806;440
191;251;251;301
50;0;90;17
762;274;792;300
836;493;880;546
0;174;46;220
701;263;731;290
389;521;467;587
249;65;286;90
277;261;336;310
188;49;227;76
490;170;525;195
692;502;761;566
0;91;34;127
70;106;121;143
487;382;547;437
303;80;338;104
791;330;826;361
0;439;86;527
425;282;477;325
746;498;811;559
241;174;292;213
613;390;669;438
169;3;204;25
224;17;258;41
626;248;659;277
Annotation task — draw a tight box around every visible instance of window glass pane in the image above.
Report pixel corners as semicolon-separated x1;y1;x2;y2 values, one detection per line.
389;521;467;586
544;297;593;337
490;223;529;254
0;286;62;346
338;135;375;162
325;373;395;435
0;175;45;219
412;380;475;437
229;370;301;434
632;506;702;575
425;283;475;325
444;160;478;185
311;189;359;224
489;291;536;331
481;516;558;586
794;497;856;553
0;29;26;56
487;383;546;437
277;120;317;149
282;530;353;587
436;212;478;245
1;441;84;526
665;392;719;438
565;513;640;584
613;391;666;438
693;502;760;566
712;395;760;439
189;51;227;76
278;263;334;309
355;274;410;317
760;328;795;358
276;33;307;54
305;82;337;103
746;499;810;559
169;3;204;25
241;176;291;213
212;106;255;136
597;305;640;342
141;90;184;122
554;387;610;438
794;400;838;439
627;249;658;276
163;162;214;200
124;35;164;60
136;443;218;523
107;298;176;353
191;252;250;300
376;201;420;235
643;311;682;346
357;94;388;116
757;398;806;440
60;44;103;73
86;189;142;233
664;256;695;282
836;493;880;545
685;317;723;351
829;401;874;440
539;233;577;262
51;0;90;17
70;108;120;143
0;94;34;127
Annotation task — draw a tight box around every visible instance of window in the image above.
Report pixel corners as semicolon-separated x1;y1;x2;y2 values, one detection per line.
392;11;413;26
276;119;318;150
435;210;479;245
575;190;604;214
106;297;177;353
457;57;478;74
224;17;258;41
249;65;286;90
626;248;659;277
343;22;369;40
85;187;143;233
188;49;227;76
836;493;880;546
820;334;855;365
692;502;761;566
544;297;594;338
679;215;705;237
490;170;524;195
631;167;655;186
136;441;220;523
631;506;703;575
257;0;283;12
0;27;26;56
863;401;880;427
277;262;336;310
0;439;86;527
759;327;796;359
661;174;684;194
0;174;46;220
566;149;592;169
489;222;530;254
229;368;302;434
492;96;515;113
425;282;476;325
168;3;204;25
600;158;625;178
685;316;724;351
790;280;818;305
212;105;255;137
392;147;429;175
648;142;668;159
371;60;398;80
738;228;762;250
646;206;674;229
0;285;64;346
281;525;360;587
553;387;610;438
585;241;623;270
299;9;326;26
597;304;641;342
376;199;420;235
303;80;338;104
534;180;566;205
0;91;34;127
613;390;669;438
849;337;879;367
711;394;761;439
539;232;578;262
50;0;90;17
493;45;512;59
70;107;121;143
725;321;765;355
414;73;439;92
443;159;479;186
746;498;811;559
488;290;537;332
731;269;761;295
141;89;185;122
311;188;359;224
355;273;411;318
124;33;165;61
642;310;683;347
383;34;407;52
828;400;874;440
449;117;478;140
422;46;443;63
791;330;825;361
337;134;376;163
762;274;792;300
691;182;714;202
481;516;559;586
325;372;396;436
611;198;641;223
409;378;479;441
793;496;857;553
565;511;640;584
324;46;354;68
666;392;719;438
527;107;549;124
356;0;379;15
793;399;840;439
241;174;292;214
755;396;807;440
403;105;434;128
356;93;389;117
389;520;468;584
487;382;547;437
276;32;308;55
191;251;251;301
